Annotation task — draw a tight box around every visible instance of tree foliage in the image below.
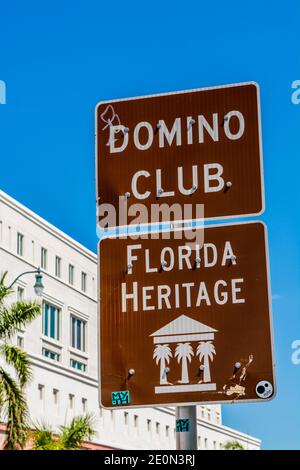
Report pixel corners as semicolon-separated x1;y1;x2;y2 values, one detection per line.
223;440;245;450
0;271;41;449
32;414;96;450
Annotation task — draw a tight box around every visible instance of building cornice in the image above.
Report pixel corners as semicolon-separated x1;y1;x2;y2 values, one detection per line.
0;245;97;303
155;406;261;446
28;353;98;387
0;190;97;263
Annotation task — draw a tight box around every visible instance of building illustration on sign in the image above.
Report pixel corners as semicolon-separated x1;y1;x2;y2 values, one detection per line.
150;315;218;394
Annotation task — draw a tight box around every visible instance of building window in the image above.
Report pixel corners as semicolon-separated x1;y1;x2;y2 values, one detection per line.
55;256;61;278
8;226;11;250
124;412;128;425
41;247;47;269
17;232;24;256
205;438;208;449
17;286;24;301
207;409;211;421
213;440;217;449
42;348;60;361
42;302;60;340
147;419;151;432
166;425;170;437
70;315;86;351
70;358;86;373
69;264;74;285
198;436;201;448
38;384;44;400
53;389;59;405
201;406;205;418
219;443;223;450
134;415;138;427
82;398;87;413
81;272;87;293
69;394;74;409
156;422;160;434
31;240;35;263
17;336;24;348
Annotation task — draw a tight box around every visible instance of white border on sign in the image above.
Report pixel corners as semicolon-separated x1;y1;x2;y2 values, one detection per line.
95;82;265;232
97;220;276;410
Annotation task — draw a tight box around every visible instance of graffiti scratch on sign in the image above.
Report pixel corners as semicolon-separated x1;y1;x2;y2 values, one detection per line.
111;390;130;406
222;354;254;399
176;419;190;432
100;104;121;146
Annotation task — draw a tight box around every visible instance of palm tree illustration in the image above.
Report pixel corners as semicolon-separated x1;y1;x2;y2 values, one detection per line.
153;344;173;385
175;343;194;384
196;341;216;383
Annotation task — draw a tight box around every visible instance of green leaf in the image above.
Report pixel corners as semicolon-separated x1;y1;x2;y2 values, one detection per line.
0;367;28;449
31;423;64;450
223;440;245;450
60;414;96;450
0;301;41;338
0;271;42;449
0;343;32;386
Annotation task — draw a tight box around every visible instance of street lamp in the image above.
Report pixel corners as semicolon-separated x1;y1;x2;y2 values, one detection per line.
8;267;44;297
33;269;44;296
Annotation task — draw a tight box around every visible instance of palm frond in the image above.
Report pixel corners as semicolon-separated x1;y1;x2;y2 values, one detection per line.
223;440;245;450
31;422;64;450
0;272;42;449
60;413;96;449
0;301;41;338
0;343;32;386
0;367;28;449
0;272;13;303
0;380;4;413
32;425;53;449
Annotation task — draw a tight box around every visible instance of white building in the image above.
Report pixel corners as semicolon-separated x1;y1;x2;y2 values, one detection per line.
0;190;260;450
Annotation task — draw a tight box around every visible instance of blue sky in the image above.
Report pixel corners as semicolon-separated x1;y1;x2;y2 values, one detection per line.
0;0;299;449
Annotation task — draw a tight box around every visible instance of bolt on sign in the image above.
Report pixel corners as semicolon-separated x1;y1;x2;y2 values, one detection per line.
99;222;275;408
96;82;264;230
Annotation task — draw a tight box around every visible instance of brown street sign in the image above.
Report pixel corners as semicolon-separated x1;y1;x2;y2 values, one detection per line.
99;221;275;408
96;82;264;229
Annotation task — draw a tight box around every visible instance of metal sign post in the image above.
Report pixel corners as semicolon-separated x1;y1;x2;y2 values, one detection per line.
176;406;197;450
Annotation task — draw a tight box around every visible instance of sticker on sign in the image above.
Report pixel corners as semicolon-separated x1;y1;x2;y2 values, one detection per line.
98;221;275;408
96;82;264;230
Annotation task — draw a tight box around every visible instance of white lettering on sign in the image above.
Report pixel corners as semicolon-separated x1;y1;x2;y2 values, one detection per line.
158;285;172;309
109;125;129;153
121;241;244;313
178;166;198;196
223;111;245;140
134;122;154;150
122;281;138;312
130;163;226;200
131;171;151;200
121;278;245;312
109;111;245;154
203;164;224;193
158;118;182;148
198;113;219;143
